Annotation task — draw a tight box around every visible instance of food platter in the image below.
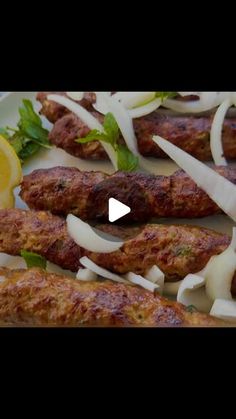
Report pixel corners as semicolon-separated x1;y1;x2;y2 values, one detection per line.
0;92;236;326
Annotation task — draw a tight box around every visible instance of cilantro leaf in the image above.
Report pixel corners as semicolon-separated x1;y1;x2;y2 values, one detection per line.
103;112;119;145
21;250;47;269
0;99;51;164
18;141;41;161
186;305;198;313
77;129;112;144
0;127;10;139
8;135;24;155
116;145;139;172
76;112;139;172
19;99;42;126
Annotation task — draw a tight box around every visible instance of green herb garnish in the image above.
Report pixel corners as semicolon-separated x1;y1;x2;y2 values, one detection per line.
75;112;139;172
1;99;51;164
155;92;177;102
175;246;192;257
186;305;198;313
21;250;47;270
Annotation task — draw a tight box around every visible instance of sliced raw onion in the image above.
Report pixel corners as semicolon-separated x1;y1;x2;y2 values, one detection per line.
210;98;231;165
129;98;162;118
163;92;230;113
66;92;84;101
79;256;129;284
145;265;164;293
99;93;155;172
125;272;159;293
47;94;118;169
67;214;124;253
177;273;212;313
76;268;97;281
80;257;160;292
210;299;236;322
46;262;76;278
205;228;236;301
94;92;162;119
112;92;155;109
93;92;111;114
98;93;138;155
177;92;199;97
153;136;236;222
163;280;183;296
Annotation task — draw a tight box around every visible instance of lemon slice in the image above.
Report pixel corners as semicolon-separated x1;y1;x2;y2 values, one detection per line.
0;135;22;209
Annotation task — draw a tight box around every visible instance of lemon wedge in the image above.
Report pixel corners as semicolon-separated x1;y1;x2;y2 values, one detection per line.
0;135;22;209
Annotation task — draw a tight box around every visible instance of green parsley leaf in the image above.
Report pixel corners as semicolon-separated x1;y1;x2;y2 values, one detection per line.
186;305;198;313
116;144;139;172
0;99;51;164
8;135;24;155
78;129;112;144
21;250;47;269
76;112;139;172
19;99;42;125
0;127;10;139
103;112;120;145
18;141;41;161
155;92;177;102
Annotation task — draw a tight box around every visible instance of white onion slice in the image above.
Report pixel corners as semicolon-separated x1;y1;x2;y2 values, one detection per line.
46;262;76;278
47;94;118;169
153;136;236;222
66;92;84;101
99;92;155;172
112;92;155;109
129;98;162;118
93;92;159;119
210;98;231;165
76;268;97;281
163;280;183;296
210;299;236;322
177;272;212;313
67;214;124;253
205;250;235;301
98;93;138;155
125;272;159;293
92;92;111;114
205;228;236;301
177;92;199;97
79;256;129;284
80;257;160;291
145;265;164;293
163;92;230;113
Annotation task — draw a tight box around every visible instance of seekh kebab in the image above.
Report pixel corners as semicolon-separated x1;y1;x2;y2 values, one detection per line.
37;92;236;161
20;166;236;221
0;209;233;288
0;266;227;326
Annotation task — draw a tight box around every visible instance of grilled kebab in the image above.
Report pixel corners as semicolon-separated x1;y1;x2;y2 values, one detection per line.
0;209;234;290
37;92;236;161
0;266;227;326
20;166;236;221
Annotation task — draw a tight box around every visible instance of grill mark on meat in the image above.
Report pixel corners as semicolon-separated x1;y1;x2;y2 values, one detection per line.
38;93;236;161
0;267;227;326
36;92;96;123
20;166;236;221
0;209;232;287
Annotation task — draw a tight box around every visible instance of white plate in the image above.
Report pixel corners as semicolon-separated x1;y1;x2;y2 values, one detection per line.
0;92;235;274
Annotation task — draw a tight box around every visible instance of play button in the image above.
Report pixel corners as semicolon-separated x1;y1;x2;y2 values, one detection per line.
87;174;152;222
108;198;131;222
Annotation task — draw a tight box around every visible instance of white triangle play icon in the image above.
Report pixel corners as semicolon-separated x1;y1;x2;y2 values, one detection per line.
108;198;131;222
